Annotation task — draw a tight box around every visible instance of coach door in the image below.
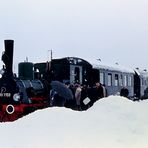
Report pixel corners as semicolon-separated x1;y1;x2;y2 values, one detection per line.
70;65;82;84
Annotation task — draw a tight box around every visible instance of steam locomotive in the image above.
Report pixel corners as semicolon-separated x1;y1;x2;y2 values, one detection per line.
0;40;51;122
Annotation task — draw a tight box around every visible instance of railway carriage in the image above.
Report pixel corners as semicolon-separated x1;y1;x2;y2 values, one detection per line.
35;57;93;85
35;56;148;100
92;63;135;97
134;68;148;99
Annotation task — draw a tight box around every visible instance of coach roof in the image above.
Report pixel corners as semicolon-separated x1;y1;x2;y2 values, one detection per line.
92;62;134;74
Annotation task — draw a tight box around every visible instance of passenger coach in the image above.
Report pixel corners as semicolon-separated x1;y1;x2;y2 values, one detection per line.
34;57;93;85
34;57;148;99
92;63;134;97
134;68;148;99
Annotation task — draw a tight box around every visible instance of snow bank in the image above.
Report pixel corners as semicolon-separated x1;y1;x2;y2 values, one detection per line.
0;96;148;148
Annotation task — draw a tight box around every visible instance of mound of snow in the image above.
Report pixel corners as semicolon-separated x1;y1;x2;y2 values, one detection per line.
0;96;148;148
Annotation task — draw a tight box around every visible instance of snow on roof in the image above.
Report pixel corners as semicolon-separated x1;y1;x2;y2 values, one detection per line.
134;68;148;77
0;96;148;148
92;62;134;74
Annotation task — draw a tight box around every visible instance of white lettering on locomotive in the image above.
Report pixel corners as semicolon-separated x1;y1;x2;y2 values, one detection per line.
0;93;11;97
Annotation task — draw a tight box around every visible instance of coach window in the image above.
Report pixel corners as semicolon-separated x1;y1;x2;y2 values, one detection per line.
141;78;144;86
100;72;105;85
147;78;148;85
128;76;132;86
107;73;112;86
119;75;123;86
124;75;127;86
115;74;119;86
143;77;146;85
144;78;147;86
74;67;80;83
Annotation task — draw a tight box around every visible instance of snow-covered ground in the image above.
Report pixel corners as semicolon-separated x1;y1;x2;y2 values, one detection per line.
0;96;148;148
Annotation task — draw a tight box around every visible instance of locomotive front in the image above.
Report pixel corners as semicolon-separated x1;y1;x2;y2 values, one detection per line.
0;40;19;104
0;40;49;121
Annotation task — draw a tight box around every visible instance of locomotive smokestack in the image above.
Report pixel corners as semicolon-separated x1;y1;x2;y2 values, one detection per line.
2;40;14;75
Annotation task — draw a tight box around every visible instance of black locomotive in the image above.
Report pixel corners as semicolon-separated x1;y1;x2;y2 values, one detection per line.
0;40;74;122
0;40;51;122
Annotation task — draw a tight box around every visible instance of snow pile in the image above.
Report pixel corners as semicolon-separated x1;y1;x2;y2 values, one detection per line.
0;96;148;148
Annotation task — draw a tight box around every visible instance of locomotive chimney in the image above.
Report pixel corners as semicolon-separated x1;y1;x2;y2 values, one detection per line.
2;40;14;75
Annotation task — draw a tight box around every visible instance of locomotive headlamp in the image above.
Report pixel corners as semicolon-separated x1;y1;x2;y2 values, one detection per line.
13;93;20;102
6;104;15;114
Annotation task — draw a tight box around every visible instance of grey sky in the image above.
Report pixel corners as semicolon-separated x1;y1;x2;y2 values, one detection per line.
0;0;148;72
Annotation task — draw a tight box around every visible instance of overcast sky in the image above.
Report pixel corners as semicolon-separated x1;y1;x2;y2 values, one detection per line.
0;0;148;72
